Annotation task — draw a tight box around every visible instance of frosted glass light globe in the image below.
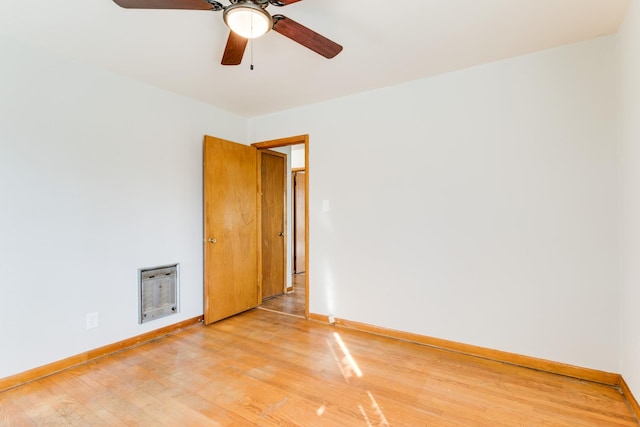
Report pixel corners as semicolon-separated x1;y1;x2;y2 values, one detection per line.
224;4;272;39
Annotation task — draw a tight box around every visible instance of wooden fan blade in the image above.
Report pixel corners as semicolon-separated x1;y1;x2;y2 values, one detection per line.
272;15;342;59
269;0;303;6
221;31;248;65
112;0;215;10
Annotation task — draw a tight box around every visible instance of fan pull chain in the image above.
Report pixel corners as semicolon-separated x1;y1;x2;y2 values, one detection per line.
250;38;254;71
250;12;254;70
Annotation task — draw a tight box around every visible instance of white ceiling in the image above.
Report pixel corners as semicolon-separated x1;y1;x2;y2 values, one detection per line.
0;0;631;117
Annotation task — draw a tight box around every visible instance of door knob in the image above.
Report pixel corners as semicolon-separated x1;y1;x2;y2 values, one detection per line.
278;232;284;237
208;238;217;244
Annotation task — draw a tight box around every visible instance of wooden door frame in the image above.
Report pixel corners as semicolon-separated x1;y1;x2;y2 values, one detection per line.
252;135;309;319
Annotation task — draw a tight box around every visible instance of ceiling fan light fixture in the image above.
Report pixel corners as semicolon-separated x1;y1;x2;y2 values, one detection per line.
224;2;273;39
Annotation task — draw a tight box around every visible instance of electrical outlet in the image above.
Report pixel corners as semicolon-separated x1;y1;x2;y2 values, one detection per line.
86;312;99;330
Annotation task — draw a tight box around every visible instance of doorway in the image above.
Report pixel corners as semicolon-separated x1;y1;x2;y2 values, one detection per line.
203;135;309;324
260;163;305;317
293;169;306;275
260;150;286;301
253;138;308;319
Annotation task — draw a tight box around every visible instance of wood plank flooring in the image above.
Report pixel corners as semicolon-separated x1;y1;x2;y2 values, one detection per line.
260;273;305;317
0;309;637;426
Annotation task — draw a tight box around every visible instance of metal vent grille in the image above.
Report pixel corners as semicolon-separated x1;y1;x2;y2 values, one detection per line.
139;264;178;324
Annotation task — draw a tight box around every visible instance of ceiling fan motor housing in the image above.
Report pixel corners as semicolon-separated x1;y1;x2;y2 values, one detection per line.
228;0;269;8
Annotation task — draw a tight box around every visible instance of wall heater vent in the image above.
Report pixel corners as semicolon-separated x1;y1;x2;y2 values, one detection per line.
139;264;179;324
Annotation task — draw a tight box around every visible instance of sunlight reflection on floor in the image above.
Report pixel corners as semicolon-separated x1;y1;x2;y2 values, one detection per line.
333;332;363;378
324;331;389;426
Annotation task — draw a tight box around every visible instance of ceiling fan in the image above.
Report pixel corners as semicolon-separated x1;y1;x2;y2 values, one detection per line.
112;0;343;66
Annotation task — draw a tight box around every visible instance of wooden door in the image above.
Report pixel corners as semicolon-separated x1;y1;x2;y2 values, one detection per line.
261;150;286;300
203;136;259;324
293;170;306;274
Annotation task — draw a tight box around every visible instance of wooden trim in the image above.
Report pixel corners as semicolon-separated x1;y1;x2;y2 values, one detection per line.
252;134;308;149
0;316;203;393
309;313;329;323
618;376;640;422
292;167;305;173
309;313;620;386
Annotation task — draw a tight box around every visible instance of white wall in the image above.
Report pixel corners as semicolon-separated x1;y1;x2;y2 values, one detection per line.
0;36;246;378
291;145;305;169
618;0;640;401
249;36;620;372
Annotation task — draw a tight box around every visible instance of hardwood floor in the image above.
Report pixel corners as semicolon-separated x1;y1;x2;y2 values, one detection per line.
260;273;305;317
0;309;637;426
